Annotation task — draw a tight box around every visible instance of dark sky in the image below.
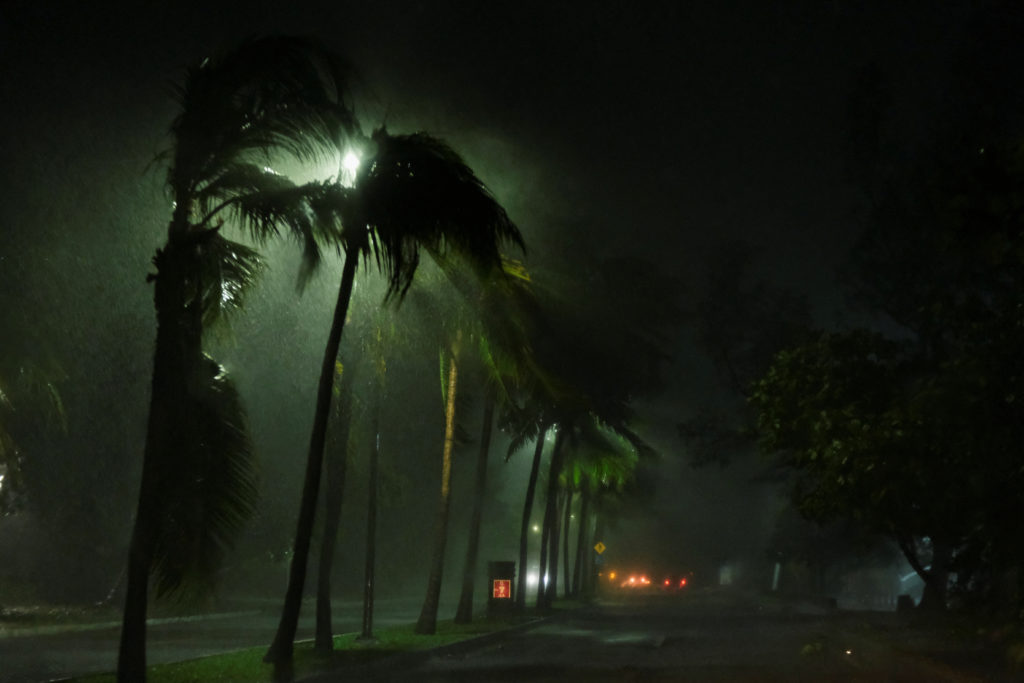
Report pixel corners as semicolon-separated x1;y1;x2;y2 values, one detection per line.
1;1;992;316
2;0;1016;582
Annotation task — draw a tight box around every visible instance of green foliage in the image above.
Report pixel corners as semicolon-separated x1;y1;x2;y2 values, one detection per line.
165;36;354;202
149;357;259;601
562;416;642;494
752;330;945;530
749;128;1024;610
351;129;524;302
196;234;263;332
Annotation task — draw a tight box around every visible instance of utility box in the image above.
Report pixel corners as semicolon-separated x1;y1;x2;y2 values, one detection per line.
487;560;515;616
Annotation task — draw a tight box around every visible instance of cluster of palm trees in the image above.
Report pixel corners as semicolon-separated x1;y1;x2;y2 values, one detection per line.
116;36;654;682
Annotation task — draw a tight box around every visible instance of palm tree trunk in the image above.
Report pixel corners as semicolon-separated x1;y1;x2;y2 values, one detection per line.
266;252;358;666
537;429;566;611
360;407;380;639
562;489;573;598
545;489;562;607
415;347;460;634
588;501;606;598
119;238;200;683
571;482;590;597
314;360;356;653
454;389;496;623
515;425;548;613
536;502;551;610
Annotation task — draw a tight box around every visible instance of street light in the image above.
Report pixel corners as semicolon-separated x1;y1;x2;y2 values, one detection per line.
340;150;360;187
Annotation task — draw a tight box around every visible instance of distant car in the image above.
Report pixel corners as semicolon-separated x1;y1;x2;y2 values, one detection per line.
659;573;692;592
620;574;653;589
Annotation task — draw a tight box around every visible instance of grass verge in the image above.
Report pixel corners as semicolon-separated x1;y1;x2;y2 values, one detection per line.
69;615;538;683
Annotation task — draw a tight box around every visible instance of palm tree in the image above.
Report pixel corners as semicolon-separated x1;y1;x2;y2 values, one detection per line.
503;363;578;612
266;128;523;662
401;257;540;629
413;327;463;635
507;415;551;612
357;315;396;643
117;36;354;682
449;260;537;623
536;412;652;610
562;419;641;597
314;359;356;653
452;382;496;623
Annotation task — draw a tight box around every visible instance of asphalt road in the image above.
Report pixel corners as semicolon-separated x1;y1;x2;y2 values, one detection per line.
310;591;1018;683
0;597;425;683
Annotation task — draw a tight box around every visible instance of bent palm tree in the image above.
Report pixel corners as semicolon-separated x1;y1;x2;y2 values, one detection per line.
266;128;523;662
118;37;354;682
562;419;641;597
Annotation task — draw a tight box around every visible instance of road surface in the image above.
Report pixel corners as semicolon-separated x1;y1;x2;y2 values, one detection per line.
0;597;426;683
308;591;1018;682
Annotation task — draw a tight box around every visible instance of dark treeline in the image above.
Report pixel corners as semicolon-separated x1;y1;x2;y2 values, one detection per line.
680;2;1024;617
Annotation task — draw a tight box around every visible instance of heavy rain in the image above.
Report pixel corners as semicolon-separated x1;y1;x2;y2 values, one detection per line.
2;1;1023;681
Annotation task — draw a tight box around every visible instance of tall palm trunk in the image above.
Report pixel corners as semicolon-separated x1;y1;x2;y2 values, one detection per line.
571;482;590;597
544;489;562;607
360;406;380;639
588;500;606;598
515;425;548;612
536;500;551;610
415;344;460;634
561;489;573;597
119;234;201;682
537;429;567;611
266;252;358;666
454;389;496;623
314;361;356;653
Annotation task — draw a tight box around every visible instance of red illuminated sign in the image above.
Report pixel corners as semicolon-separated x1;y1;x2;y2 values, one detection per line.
492;579;511;599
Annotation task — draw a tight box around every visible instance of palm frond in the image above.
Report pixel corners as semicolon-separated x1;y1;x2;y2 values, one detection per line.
501;407;542;460
150;356;258;601
166;36;357;197
196;233;263;330
357;129;524;300
221;178;353;288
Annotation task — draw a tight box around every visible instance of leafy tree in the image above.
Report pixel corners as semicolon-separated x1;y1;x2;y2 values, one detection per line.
118;37;354;682
750;324;1024;610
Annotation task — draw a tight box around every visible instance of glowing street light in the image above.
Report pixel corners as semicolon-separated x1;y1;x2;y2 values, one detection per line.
342;151;360;173
339;150;361;187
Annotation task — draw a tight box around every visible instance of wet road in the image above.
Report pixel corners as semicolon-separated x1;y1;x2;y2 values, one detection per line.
311;592;1014;683
0;597;425;683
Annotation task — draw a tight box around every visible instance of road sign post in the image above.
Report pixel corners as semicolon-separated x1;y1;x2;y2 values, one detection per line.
487;560;515;616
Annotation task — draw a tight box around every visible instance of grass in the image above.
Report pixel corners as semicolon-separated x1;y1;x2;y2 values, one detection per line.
70;615;538;683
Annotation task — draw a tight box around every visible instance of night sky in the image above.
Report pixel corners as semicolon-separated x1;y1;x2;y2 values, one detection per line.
2;1;1020;589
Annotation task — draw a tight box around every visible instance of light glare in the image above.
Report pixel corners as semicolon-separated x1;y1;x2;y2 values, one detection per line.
342;152;360;173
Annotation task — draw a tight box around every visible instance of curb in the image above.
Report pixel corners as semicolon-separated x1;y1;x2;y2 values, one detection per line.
297;614;559;682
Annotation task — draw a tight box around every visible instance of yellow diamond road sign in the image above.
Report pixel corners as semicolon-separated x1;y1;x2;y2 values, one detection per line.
594;541;606;554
